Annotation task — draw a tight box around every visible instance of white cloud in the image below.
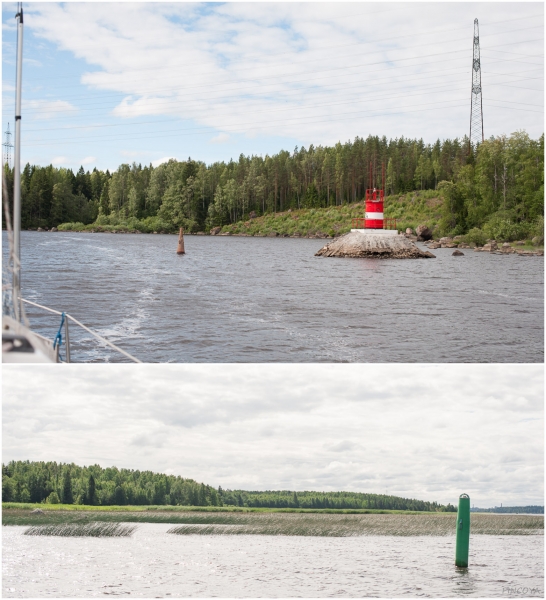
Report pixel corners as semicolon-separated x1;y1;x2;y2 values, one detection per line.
51;155;68;165
2;364;543;508
152;155;177;167
23;57;42;67
21;2;544;146
80;156;96;165
210;133;230;144
25;99;77;120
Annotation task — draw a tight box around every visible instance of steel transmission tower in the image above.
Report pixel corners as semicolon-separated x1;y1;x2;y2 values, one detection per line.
3;122;13;168
469;18;484;151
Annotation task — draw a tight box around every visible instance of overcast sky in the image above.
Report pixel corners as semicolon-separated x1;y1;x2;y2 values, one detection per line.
3;363;543;508
1;2;543;172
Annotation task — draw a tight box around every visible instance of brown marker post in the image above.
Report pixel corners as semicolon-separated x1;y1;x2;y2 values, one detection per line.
177;228;185;254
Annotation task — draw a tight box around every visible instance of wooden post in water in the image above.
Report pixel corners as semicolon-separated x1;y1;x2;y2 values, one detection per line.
177;228;185;254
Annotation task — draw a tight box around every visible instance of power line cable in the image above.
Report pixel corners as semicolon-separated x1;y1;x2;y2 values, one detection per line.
15;72;544;135
6;45;540;118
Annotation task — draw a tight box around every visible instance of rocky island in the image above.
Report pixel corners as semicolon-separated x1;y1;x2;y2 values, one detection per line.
315;230;436;259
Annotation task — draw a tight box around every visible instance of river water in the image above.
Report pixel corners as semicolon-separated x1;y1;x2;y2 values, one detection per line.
2;525;543;597
5;232;544;362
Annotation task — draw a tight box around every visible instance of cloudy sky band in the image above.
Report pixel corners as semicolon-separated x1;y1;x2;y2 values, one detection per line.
3;363;543;508
1;2;543;170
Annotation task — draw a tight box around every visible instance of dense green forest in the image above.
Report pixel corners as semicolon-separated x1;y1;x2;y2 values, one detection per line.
2;461;455;512
3;131;543;240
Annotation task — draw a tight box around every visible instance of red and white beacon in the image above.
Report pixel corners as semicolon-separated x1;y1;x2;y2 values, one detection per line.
351;162;396;234
365;186;384;229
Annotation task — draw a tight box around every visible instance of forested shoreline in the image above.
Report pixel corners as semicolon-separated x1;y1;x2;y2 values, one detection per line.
471;506;543;514
3;131;543;241
2;461;455;512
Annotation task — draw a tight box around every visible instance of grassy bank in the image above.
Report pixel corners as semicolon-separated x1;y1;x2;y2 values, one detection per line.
54;190;443;237
221;190;442;238
3;504;435;526
3;508;543;536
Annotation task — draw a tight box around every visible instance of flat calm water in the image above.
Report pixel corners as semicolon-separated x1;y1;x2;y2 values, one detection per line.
6;232;544;362
3;524;543;597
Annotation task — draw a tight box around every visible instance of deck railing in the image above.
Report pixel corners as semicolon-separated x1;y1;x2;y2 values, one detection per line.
384;218;397;230
351;218;397;230
20;298;142;363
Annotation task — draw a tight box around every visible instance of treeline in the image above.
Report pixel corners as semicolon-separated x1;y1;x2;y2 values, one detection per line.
4;131;543;239
2;461;455;512
219;490;455;512
2;461;221;507
471;506;544;514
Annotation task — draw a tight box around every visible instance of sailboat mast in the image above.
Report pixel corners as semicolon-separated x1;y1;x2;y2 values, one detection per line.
13;2;24;316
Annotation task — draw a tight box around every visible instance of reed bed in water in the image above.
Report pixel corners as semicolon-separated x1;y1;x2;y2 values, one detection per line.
7;510;542;536
167;513;544;537
23;522;138;537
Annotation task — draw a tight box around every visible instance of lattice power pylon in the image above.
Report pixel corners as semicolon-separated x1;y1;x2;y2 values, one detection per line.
3;122;13;168
469;18;484;151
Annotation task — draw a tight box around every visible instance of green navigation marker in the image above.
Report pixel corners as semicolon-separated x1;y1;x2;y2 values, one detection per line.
455;493;471;568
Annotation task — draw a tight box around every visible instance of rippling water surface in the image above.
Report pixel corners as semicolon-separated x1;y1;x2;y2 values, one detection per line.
3;525;543;597
5;232;543;362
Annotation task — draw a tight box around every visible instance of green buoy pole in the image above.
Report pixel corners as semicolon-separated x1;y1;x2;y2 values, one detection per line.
455;493;470;568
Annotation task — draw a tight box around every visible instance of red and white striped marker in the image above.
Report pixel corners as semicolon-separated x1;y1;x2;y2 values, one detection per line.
365;188;384;229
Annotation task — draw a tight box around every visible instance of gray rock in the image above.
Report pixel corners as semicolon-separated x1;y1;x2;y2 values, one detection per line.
532;236;544;246
415;225;433;241
405;228;413;235
316;231;435;259
210;226;222;235
452;250;464;256
30;508;45;514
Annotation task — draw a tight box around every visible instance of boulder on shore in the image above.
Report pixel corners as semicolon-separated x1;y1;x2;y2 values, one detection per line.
315;231;435;259
210;226;222;235
416;225;433;241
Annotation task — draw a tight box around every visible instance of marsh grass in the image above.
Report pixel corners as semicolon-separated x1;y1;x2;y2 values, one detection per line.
23;522;137;537
2;505;425;527
6;509;543;537
166;513;544;537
